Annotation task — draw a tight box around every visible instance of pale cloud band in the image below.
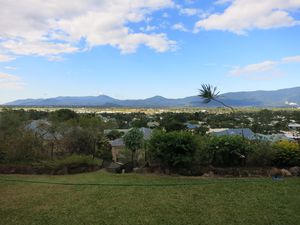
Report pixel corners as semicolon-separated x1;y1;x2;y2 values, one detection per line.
282;55;300;63
230;61;277;76
230;55;300;76
0;73;24;90
0;54;15;62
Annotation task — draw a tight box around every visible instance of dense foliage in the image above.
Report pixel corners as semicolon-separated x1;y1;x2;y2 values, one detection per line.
272;140;300;167
1;108;300;175
0;109;111;166
149;131;198;171
205;135;249;167
148;132;300;174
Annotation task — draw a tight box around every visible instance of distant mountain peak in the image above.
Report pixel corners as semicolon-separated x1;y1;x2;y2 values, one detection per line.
146;95;167;100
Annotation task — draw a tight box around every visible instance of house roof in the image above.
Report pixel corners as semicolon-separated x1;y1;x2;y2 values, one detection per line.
256;133;289;142
109;127;153;147
25;119;62;141
207;128;228;134
184;123;201;130
212;128;255;140
288;123;300;128
147;121;160;127
109;138;125;147
140;127;153;140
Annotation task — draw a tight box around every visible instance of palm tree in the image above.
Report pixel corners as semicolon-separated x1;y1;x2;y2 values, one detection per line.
199;84;246;138
198;84;234;112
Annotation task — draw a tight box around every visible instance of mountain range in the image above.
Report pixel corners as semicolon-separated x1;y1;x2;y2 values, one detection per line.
4;87;300;108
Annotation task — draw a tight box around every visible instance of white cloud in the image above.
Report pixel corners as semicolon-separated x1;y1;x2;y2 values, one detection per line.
195;0;300;34
285;101;298;106
0;54;15;62
214;0;233;5
0;73;19;81
140;25;158;32
0;72;24;90
4;66;17;70
1;40;78;56
282;55;300;63
0;0;176;60
179;8;200;16
229;54;300;79
172;23;189;32
230;61;277;75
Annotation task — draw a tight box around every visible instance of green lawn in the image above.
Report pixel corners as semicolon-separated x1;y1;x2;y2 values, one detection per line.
0;172;300;225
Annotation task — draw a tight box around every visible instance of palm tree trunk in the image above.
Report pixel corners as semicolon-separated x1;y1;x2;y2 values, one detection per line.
213;99;245;138
213;99;235;112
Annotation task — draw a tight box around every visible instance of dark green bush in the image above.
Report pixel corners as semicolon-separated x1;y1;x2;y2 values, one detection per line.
272;140;300;167
3;131;45;163
63;128;95;155
50;109;78;122
96;138;112;162
149;131;198;171
32;155;101;174
105;130;124;140
0;147;5;163
246;141;276;166
206;135;250;167
194;135;212;166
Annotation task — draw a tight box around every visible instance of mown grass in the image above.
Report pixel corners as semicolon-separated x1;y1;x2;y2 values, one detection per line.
0;171;300;225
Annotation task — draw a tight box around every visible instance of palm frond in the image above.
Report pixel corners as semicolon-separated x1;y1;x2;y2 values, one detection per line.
198;84;220;103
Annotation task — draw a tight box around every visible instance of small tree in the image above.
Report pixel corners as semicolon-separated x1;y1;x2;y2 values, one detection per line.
123;128;143;167
96;137;112;167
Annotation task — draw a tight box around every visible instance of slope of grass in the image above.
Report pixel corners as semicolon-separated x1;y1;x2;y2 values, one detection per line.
0;172;300;225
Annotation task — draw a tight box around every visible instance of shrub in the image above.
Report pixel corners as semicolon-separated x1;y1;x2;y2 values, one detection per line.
206;135;250;167
96;138;112;162
272;140;300;167
58;154;100;166
32;154;101;174
0;147;5;163
105;130;124;140
149;131;198;171
50;109;78;122
63;127;95;155
194;135;212;166
164;120;186;132
4;131;45;163
246;140;276;166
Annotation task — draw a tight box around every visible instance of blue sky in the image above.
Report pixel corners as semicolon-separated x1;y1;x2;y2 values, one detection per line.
0;0;300;103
